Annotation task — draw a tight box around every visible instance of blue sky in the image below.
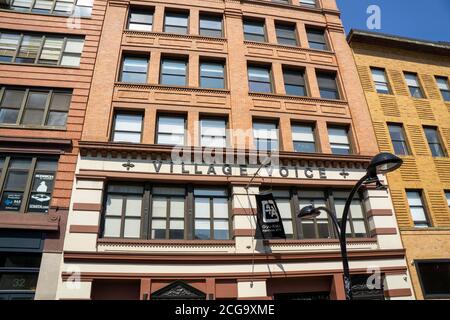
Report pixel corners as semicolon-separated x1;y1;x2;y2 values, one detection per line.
336;0;450;42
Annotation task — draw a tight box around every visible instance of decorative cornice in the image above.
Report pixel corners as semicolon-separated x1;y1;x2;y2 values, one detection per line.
248;92;348;105
63;248;406;264
78;140;372;168
108;0;130;8
264;238;378;246
114;82;230;95
123;30;227;43
243;40;337;58
97;238;236;247
241;0;340;16
0;212;60;231
0;136;72;154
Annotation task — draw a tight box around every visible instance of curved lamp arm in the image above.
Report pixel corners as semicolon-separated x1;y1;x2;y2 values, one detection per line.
314;206;341;239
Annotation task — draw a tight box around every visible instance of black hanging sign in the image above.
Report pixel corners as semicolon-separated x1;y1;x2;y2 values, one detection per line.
255;193;286;239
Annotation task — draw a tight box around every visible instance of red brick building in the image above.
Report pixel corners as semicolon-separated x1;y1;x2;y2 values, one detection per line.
0;0;104;299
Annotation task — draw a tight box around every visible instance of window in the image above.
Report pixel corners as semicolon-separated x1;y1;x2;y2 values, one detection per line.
333;191;368;237
0;32;84;67
436;76;450;102
243;19;266;42
120;56;148;83
424;127;446;157
328;126;351;155
200;61;225;89
253;121;279;151
317;71;340;99
446;192;450;209
128;8;153;32
164;11;189;34
194;188;229;240
406;191;429;228
0;87;72;127
199;14;223;37
112;113;143;143
269;190;295;239
101;184;231;240
388;124;410;155
103;185;144;238
292;124;316;153
151;187;185;239
6;0;93;17
283;67;306;96
371;68;391;94
275;23;297;46
297;189;368;239
157;115;185;145
300;0;317;8
404;72;424;98
0;156;57;213
306;28;328;50
160;58;187;86
200;118;227;148
416;261;450;299
248;65;272;93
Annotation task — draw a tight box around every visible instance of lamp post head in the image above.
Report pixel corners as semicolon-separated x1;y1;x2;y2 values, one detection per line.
367;152;403;177
298;205;321;219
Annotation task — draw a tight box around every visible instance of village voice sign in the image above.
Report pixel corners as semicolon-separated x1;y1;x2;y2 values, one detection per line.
255;193;286;239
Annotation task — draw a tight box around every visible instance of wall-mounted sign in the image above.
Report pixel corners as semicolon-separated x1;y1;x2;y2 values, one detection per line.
0;192;23;211
27;173;54;213
102;159;365;181
255;193;286;240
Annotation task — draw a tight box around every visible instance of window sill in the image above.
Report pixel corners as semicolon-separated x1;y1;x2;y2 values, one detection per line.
0;61;80;69
98;238;236;246
0;124;67;131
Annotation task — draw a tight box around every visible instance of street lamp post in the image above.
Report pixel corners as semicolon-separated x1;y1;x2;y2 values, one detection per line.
298;153;403;300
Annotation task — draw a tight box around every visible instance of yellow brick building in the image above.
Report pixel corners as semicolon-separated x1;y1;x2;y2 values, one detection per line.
348;30;450;300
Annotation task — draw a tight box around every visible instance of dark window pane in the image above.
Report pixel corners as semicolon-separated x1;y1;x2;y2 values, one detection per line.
331;146;350;155
9;159;31;169
26;92;48;109
249;82;272;93
161;74;186;86
164;25;188;34
307;29;327;50
319;89;339;100
285;85;306;96
417;262;450;298
1;90;25;108
294;141;315;153
200;29;222;38
46;111;67;126
169;229;184;239
244;33;265;42
5;171;29;190
50;93;71;111
121;72;147;83
201;77;224;89
0;109;19;124
21;109;45;125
